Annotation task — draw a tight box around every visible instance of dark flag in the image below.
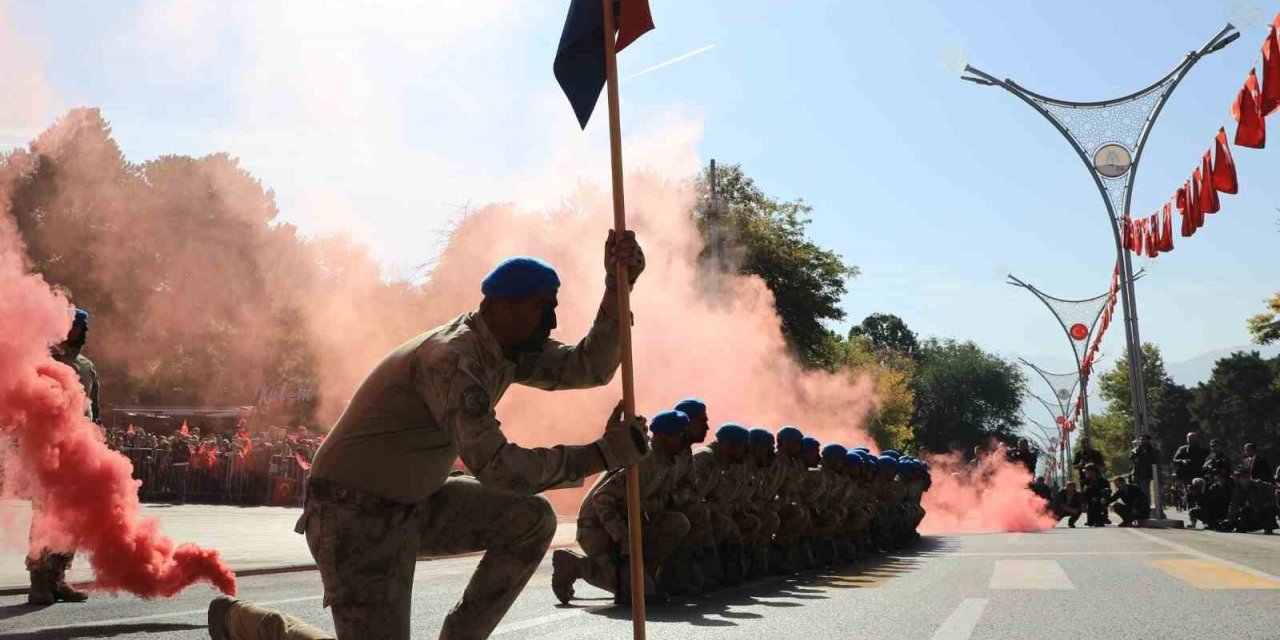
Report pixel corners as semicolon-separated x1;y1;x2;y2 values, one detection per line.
554;0;654;128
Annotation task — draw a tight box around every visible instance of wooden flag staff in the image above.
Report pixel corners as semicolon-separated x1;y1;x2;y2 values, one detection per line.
601;0;647;636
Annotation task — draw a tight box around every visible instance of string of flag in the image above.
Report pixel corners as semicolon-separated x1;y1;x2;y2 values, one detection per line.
1122;12;1278;255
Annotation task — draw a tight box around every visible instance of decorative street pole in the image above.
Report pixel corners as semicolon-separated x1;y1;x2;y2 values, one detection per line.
965;25;1239;523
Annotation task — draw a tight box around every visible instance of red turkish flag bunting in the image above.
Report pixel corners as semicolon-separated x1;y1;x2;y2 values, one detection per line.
1159;203;1174;252
1213;128;1238;194
1234;69;1266;148
1199;151;1220;214
1189;174;1204;229
1146;214;1160;257
1263;26;1280;116
1175;184;1191;235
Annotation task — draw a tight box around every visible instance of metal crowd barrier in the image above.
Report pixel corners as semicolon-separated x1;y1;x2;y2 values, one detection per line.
110;445;309;506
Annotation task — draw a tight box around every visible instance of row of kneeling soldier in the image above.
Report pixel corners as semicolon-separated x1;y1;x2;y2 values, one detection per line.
552;399;932;604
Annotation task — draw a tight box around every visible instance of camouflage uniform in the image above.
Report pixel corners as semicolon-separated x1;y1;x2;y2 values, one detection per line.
744;457;782;573
229;311;620;640
27;347;99;592
568;448;689;594
694;443;756;544
668;447;713;550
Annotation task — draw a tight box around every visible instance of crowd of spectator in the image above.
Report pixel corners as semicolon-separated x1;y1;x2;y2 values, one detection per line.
101;422;322;506
1032;431;1278;534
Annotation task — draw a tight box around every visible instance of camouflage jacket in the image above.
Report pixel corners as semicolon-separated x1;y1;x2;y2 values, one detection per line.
311;311;620;503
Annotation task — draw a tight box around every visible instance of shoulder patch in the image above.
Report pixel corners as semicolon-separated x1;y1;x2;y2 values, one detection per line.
460;385;491;418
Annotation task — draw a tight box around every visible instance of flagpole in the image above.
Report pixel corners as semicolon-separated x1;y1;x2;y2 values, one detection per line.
601;0;647;636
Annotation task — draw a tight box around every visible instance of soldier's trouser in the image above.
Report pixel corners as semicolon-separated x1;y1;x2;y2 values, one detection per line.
752;508;780;548
301;476;556;640
776;504;808;540
224;599;336;640
575;512;691;592
709;508;741;544
732;511;761;545
27;498;75;573
675;502;715;550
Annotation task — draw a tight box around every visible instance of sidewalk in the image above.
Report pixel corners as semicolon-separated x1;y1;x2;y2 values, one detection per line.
0;500;578;594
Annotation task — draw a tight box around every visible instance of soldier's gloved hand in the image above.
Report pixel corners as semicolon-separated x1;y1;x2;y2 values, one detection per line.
605;230;645;287
594;401;649;470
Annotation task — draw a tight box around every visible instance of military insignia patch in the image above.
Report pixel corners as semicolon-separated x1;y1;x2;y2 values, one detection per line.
461;385;490;418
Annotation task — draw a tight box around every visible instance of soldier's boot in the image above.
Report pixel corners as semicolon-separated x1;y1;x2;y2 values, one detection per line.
798;537;817;570
660;550;700;598
46;555;87;603
834;535;855;565
550;549;580;605
720;543;745;587
27;571;54;606
615;569;668;606
207;596;235;640
696;547;722;590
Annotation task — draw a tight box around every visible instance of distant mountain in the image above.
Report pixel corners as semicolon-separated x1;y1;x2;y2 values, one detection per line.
1166;344;1280;387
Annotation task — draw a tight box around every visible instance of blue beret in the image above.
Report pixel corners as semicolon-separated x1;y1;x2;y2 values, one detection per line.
864;455;879;470
715;423;749;445
748;428;775;447
73;308;89;326
777;426;803;442
877;455;899;469
649;410;689;435
882;449;901;460
481;257;561;299
801;437;821;454
852;446;871;453
674;398;707;420
844;452;864;467
822;444;848;458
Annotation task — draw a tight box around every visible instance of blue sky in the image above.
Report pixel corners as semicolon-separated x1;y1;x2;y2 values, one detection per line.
2;0;1277;378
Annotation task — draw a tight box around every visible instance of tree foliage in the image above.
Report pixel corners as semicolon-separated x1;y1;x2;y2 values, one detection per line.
1189;351;1280;461
848;313;920;360
1248;292;1280;345
694;163;858;370
843;335;916;451
1096;343;1193;459
911;338;1025;453
1;109;429;426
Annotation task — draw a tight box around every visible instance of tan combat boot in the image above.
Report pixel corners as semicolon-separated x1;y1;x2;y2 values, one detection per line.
27;571;55;606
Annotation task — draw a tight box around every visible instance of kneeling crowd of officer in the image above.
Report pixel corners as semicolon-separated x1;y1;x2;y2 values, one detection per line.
551;398;932;603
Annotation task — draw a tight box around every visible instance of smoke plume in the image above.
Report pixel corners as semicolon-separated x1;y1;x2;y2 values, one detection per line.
919;450;1057;534
0;198;236;596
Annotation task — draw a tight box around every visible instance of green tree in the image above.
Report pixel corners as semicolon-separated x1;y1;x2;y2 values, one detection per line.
1096;343;1194;460
1189;351;1280;461
1248;292;1280;345
844;335;916;451
695;163;858;370
1076;412;1137;477
911;338;1025;453
848;313;920;360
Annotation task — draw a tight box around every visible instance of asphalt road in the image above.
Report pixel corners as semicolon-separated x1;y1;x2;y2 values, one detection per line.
2;525;1280;640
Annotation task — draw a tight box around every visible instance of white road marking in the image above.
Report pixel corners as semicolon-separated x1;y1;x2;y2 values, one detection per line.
929;598;988;640
1126;528;1280;582
940;550;1181;557
1006;533;1024;543
988;560;1075;589
0;595;323;636
491;605;611;635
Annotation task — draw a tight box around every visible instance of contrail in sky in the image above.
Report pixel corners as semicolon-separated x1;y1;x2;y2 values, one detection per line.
625;44;716;81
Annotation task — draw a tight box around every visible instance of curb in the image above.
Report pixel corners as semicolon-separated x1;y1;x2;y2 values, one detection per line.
0;541;580;598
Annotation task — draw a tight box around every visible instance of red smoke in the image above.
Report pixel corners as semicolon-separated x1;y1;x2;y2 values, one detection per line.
415;177;880;511
919;451;1056;534
0;211;235;597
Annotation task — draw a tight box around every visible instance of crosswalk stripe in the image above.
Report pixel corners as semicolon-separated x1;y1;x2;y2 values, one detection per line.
988;560;1074;589
1148;559;1280;589
929;598;988;640
1126;528;1280;584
